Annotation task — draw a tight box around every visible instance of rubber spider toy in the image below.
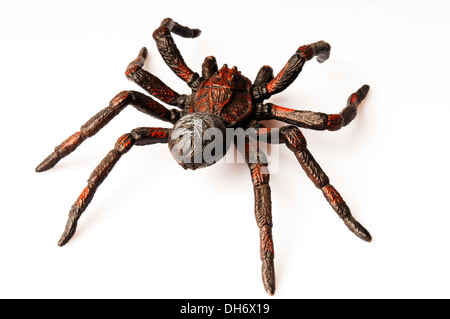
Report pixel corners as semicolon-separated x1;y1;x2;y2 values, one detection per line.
36;18;371;295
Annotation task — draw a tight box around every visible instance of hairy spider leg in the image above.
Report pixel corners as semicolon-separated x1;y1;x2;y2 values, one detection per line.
277;126;372;242
125;47;188;108
254;65;274;87
256;85;370;131
153;18;201;90
58;127;171;246
252;41;331;102
252;65;274;101
35;91;179;172
237;128;276;296
268;41;330;96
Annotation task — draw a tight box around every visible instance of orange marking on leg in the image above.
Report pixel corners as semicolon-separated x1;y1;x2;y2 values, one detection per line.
266;67;286;94
271;104;295;117
297;44;314;59
61;132;81;149
125;63;139;77
146;128;167;139
251;164;269;187
123;140;131;149
265;236;274;255
324;185;344;205
261;226;274;258
76;186;90;206
117;135;127;145
327;114;343;131
111;91;130;107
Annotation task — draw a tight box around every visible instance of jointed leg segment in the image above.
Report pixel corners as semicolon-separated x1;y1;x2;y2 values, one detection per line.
35;90;179;172
125;47;188;108
238;129;276;295
279;126;372;242
253;41;331;101
58;127;171;246
256;85;370;130
152;18;201;90
267;41;330;96
249;125;371;242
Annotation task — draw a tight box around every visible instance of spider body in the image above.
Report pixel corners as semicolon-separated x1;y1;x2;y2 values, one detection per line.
36;18;372;295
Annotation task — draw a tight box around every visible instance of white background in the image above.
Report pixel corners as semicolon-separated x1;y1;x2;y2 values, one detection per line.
1;0;450;299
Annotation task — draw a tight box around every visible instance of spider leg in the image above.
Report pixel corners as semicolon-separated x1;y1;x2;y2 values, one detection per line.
125;47;188;108
57;127;171;246
252;65;274;101
256;85;370;131
254;65;274;87
236;128;276;295
35;91;179;172
152;18;201;90
252;41;331;101
271;125;372;242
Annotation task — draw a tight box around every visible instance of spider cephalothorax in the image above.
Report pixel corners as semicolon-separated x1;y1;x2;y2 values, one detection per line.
36;18;371;295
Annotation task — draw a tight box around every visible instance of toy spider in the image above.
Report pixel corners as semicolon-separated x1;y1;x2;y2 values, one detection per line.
36;18;371;295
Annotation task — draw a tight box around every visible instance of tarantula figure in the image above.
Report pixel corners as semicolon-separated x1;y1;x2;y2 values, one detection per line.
36;18;372;295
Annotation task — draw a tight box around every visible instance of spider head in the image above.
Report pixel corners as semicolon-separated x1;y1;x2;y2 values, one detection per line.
203;63;248;91
169;113;230;170
216;64;247;90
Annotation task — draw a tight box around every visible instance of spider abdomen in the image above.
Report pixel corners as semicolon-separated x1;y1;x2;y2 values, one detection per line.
168;113;230;170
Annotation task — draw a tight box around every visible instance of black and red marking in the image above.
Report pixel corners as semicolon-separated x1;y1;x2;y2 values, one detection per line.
340;85;370;127
286;135;371;242
191;64;254;126
245;138;275;295
326;114;344;131
255;85;370;132
253;124;372;243
264;41;331;97
125;47;185;107
36;17;372;295
321;184;371;242
35;90;177;173
153;22;200;89
58;127;171;246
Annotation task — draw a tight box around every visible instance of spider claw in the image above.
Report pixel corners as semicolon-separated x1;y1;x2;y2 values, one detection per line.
343;217;372;242
262;259;276;295
264;279;275;296
356;84;370;102
125;47;148;79
58;205;82;246
348;84;370;106
161;17;201;38
58;218;78;246
136;47;148;68
35;151;60;172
